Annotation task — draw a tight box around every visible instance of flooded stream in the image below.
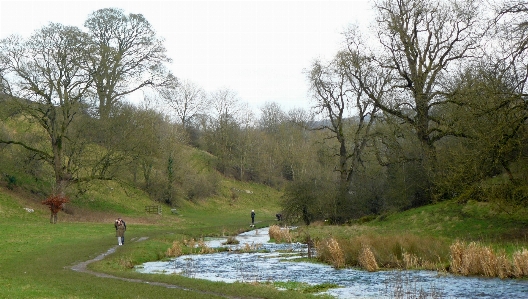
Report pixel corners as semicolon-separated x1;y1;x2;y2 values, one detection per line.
136;227;528;298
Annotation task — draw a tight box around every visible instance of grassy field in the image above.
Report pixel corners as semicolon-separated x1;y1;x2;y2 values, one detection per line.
2;177;528;298
0;180;333;299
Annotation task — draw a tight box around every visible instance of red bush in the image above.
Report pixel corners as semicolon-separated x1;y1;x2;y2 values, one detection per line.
42;194;70;214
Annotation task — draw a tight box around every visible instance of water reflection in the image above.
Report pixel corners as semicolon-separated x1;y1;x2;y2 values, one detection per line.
136;227;528;298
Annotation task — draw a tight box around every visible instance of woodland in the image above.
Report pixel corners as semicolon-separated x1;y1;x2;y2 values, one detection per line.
1;0;528;225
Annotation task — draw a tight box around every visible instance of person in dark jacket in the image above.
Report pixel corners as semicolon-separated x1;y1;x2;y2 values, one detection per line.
251;210;255;227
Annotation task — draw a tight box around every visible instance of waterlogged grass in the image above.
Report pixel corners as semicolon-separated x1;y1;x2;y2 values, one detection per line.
273;281;339;295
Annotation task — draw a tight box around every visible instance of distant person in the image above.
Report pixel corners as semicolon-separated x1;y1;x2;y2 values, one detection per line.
115;218;126;246
276;213;282;221
118;217;127;244
251;210;255;227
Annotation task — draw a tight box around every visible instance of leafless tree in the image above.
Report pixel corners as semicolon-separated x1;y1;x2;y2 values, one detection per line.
372;0;484;149
83;8;173;118
160;78;207;129
0;24;92;194
308;47;380;222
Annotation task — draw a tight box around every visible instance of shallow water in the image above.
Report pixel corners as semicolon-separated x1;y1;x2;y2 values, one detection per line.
136;227;528;298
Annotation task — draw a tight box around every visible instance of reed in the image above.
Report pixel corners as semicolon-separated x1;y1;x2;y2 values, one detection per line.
196;240;215;254
513;248;528;277
314;234;449;271
268;225;292;243
449;241;515;278
239;242;262;253
315;237;345;269
383;271;444;299
223;236;240;245
358;244;379;272
166;240;183;257
179;238;216;254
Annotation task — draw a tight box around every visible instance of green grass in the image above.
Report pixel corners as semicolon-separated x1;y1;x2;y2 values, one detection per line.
3;174;528;298
0;180;321;299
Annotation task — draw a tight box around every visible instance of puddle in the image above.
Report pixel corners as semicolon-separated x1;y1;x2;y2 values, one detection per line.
136;227;528;298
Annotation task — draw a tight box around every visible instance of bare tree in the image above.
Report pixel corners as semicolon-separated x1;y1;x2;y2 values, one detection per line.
372;0;483;148
83;8;173;118
308;49;380;223
160;78;207;129
259;102;287;133
0;24;91;194
209;88;242;126
342;0;486;204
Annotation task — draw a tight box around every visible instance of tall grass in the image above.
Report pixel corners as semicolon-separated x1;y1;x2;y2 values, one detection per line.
449;240;528;278
358;244;379;272
513;248;528;277
314;234;449;272
315;237;345;269
269;225;292;243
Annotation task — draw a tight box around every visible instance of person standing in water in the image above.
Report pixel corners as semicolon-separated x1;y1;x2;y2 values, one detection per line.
251;210;255;227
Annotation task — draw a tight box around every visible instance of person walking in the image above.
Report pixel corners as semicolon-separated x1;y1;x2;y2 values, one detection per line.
115;218;126;245
118;217;126;244
250;210;255;227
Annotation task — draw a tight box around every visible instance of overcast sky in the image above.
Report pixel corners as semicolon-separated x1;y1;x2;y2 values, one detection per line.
0;0;374;113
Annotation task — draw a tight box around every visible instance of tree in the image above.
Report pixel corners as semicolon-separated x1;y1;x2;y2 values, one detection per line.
346;0;485;204
160;78;207;129
282;178;335;225
0;24;91;195
442;64;527;185
205;88;242;175
259;102;287;133
42;194;69;224
308;48;380;223
83;8;173;118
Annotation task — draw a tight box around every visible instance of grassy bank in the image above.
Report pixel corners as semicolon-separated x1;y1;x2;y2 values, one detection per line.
2;178;528;298
0;181;328;299
290;200;528;278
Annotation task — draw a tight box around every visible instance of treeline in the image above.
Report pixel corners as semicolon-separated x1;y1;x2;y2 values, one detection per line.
1;1;528;224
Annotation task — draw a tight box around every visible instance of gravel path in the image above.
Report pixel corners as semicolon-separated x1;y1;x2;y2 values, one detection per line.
69;236;252;299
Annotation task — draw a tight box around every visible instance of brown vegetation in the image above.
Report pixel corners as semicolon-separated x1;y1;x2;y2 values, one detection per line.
315;237;345;269
314;234;449;272
449;241;528;278
268;225;292;243
166;241;183;257
358;244;379;272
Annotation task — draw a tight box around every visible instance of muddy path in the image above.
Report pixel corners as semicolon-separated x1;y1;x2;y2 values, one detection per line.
69;236;256;299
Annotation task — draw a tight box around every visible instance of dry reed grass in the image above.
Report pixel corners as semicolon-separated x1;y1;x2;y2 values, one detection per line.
239;242;262;253
268;225;292;243
179;238;216;254
316;234;449;271
315;237;345;269
513;248;528;277
196;240;215;254
166;241;183;257
358;244;379;272
449;240;528;278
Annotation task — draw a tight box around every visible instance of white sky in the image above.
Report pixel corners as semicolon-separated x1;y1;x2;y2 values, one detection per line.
0;0;375;113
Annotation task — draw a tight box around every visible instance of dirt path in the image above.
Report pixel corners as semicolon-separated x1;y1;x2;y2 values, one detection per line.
69;237;251;299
